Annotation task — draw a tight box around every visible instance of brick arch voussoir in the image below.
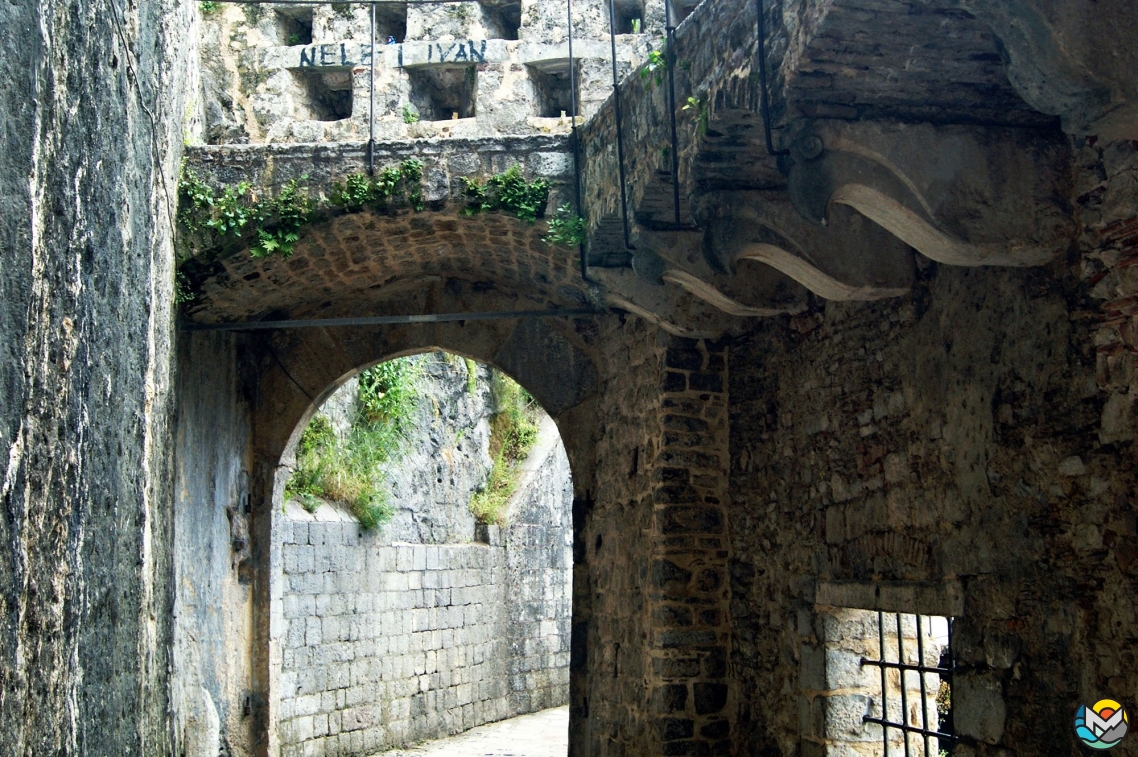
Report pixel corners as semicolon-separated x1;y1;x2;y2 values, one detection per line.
186;208;589;324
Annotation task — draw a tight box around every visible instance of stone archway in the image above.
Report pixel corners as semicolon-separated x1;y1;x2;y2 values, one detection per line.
270;350;576;755
250;313;603;757
174;203;734;757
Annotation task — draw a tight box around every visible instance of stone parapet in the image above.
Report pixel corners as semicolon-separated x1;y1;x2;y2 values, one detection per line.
196;1;652;144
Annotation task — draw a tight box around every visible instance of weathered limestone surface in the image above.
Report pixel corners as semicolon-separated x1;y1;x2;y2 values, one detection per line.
173;332;259;757
0;0;191;754
324;356;498;545
195;1;653;145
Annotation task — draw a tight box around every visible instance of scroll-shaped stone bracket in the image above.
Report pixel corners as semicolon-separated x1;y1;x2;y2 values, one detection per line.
630;227;809;318
787;121;1075;267
587;267;743;338
699;190;915;302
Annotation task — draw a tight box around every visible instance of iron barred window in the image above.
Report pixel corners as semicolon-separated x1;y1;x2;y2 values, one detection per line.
861;611;955;756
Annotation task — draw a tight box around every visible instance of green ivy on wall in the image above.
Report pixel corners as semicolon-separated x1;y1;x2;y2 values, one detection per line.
460;165;550;223
175;159;584;303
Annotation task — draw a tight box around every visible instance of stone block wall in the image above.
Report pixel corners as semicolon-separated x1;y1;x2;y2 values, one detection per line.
648;336;733;755
571;318;734;757
195;1;653;145
274;424;573;756
810;607;943;757
726;185;1138;757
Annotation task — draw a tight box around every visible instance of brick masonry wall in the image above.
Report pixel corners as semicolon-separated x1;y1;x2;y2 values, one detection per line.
727;155;1138;757
274;441;572;756
572;317;734;757
650;337;733;755
572;315;663;756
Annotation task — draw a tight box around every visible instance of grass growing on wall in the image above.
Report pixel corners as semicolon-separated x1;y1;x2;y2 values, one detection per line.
285;357;422;529
470;370;539;525
464;357;478;394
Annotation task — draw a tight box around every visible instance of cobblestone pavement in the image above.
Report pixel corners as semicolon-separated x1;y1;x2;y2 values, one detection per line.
374;707;569;757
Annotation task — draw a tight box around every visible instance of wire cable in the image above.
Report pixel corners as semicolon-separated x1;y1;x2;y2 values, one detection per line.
755;0;789;156
607;0;633;250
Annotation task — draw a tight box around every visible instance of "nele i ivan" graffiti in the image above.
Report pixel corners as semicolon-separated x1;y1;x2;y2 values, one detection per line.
297;40;488;67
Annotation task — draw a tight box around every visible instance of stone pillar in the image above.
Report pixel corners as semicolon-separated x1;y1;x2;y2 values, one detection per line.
648;336;733;755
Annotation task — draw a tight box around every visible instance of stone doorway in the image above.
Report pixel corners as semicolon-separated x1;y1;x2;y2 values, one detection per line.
271;352;573;756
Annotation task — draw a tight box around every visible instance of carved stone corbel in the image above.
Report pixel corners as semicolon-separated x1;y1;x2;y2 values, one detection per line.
700;190;915;302
786;121;1075;267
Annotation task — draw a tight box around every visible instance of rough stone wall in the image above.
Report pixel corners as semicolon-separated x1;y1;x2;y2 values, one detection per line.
274;424;573;756
727;169;1138;757
370;356;496;545
172;332;259;757
572;316;663;757
772;0;1051;127
578;0;759;253
196;1;652;145
570;317;733;757
0;0;192;754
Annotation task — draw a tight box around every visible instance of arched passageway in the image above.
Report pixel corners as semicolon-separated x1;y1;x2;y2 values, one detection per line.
273;352;574;755
173;212;733;757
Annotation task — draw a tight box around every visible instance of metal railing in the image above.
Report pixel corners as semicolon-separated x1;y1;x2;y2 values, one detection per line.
861;612;955;756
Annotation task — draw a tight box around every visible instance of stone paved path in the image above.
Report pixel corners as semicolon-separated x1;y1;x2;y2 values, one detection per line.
375;707;569;757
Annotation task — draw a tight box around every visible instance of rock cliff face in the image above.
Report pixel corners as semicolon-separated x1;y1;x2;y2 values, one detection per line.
380;354;496;544
300;351;571;544
0;1;195;754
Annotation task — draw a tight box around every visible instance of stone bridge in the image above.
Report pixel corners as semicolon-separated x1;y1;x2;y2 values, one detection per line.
185;0;1116;341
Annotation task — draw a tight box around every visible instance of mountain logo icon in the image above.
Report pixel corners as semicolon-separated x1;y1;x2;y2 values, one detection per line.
1076;699;1129;749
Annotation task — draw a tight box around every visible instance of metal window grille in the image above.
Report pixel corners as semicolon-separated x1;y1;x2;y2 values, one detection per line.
861;611;955;756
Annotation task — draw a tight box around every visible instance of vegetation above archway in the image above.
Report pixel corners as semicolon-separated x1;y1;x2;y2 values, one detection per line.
175;161;584;303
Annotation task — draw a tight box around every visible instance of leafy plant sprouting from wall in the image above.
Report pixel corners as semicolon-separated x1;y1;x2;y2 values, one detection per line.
683;94;709;134
176;159;578;302
285;357;423;530
329;159;425;212
199;1;220;15
177;165;317;259
175;159;426;301
544;203;587;247
469;370;539;525
460;165;550;223
640;39;668;89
